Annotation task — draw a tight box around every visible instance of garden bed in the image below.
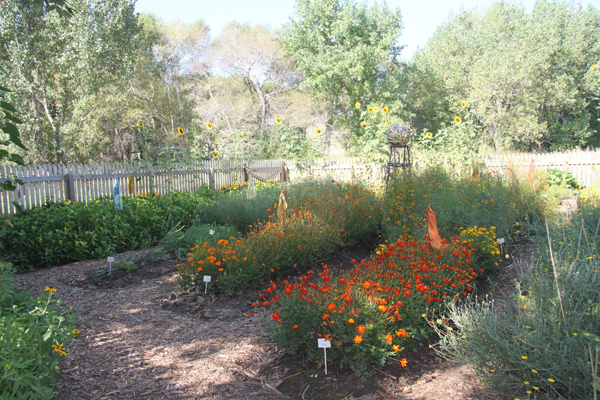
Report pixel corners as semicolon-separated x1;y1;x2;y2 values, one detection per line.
11;243;517;399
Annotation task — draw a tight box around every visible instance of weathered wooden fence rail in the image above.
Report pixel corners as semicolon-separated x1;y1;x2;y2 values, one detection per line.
0;160;287;216
2;151;599;216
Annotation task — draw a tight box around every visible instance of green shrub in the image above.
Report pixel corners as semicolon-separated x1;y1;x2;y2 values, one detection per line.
433;203;600;399
1;192;209;269
544;168;580;190
0;262;76;399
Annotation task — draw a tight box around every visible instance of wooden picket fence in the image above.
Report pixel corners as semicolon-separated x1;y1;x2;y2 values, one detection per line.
1;150;599;216
484;149;600;186
0;160;288;216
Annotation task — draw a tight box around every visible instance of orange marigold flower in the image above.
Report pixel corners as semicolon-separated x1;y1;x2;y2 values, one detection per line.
293;325;298;329
357;325;366;334
247;312;253;317
396;329;408;337
379;305;388;312
385;334;393;343
400;358;408;367
327;303;336;311
393;344;400;351
354;335;363;344
348;318;355;324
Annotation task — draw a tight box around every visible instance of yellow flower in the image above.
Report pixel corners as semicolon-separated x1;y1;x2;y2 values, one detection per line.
137;119;143;129
360;121;367;128
454;116;462;124
461;101;468;108
72;329;80;335
382;107;388;113
315;128;322;135
178;126;185;135
211;151;220;158
531;369;538;374
373;107;379;112
241;132;246;138
548;378;555;383
426;132;433;138
368;107;374;113
275;118;282;124
521;355;528;360
44;287;57;293
51;344;67;357
592;64;597;71
205;122;213;130
355;101;361;109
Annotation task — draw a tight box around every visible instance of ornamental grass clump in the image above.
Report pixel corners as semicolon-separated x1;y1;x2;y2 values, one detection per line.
433;202;600;399
260;235;479;377
382;167;545;244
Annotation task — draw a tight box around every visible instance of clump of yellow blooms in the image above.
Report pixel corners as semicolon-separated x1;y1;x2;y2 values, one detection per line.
579;183;600;208
459;226;502;272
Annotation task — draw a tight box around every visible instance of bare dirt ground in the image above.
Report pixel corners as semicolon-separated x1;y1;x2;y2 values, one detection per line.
12;243;529;400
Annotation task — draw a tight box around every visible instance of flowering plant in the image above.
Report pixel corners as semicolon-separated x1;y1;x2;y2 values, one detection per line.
260;235;478;377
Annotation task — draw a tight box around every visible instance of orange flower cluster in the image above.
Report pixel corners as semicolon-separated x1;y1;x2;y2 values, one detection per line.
261;235;478;376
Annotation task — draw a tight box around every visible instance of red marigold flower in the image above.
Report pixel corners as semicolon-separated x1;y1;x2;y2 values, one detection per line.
272;312;280;320
293;325;298;329
357;325;366;334
396;329;408;337
327;303;336;311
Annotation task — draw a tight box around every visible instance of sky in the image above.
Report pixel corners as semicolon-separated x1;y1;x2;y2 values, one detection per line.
134;0;600;61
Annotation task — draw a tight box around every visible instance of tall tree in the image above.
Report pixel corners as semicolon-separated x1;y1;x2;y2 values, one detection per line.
0;0;139;163
279;0;405;151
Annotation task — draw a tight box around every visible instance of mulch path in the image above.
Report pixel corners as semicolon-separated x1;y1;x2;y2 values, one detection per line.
12;243;526;399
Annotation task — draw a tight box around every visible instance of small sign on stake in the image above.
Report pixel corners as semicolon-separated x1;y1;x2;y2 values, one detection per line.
203;275;212;294
318;338;331;375
107;257;115;276
497;238;505;255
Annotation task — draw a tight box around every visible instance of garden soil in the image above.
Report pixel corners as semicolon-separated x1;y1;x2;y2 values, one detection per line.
12;244;529;400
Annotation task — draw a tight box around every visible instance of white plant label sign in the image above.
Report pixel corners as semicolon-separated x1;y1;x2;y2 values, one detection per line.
203;275;211;294
318;338;331;375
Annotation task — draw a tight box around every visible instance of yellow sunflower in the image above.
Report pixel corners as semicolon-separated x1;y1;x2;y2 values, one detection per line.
275;118;282;124
178;126;185;135
426;131;433;138
360;121;367;128
355;102;361;109
211;150;220;158
382;107;388;113
316;128;322;135
454;117;462;124
461;101;468;108
205;122;213;130
368;107;374;113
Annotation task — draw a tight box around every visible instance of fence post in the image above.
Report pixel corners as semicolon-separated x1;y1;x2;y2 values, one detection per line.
66;173;76;201
209;167;216;190
243;166;249;183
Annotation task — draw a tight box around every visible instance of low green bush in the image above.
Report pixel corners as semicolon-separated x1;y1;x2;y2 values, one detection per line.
0;262;76;399
0;192;209;269
433;203;600;399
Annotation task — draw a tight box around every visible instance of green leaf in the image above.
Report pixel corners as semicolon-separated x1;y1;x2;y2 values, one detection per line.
42;329;52;342
4;113;23;124
2;123;27;150
0;85;11;92
9;154;25;166
0;180;16;191
0;101;17;112
0;149;7;158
